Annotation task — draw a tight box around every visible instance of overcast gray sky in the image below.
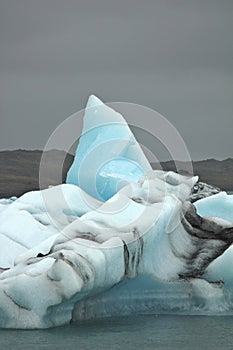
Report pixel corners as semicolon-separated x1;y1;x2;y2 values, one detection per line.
0;0;232;160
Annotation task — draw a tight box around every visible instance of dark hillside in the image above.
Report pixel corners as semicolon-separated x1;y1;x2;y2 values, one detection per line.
0;150;232;198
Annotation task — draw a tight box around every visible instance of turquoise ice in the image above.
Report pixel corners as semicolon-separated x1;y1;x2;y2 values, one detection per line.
66;95;151;200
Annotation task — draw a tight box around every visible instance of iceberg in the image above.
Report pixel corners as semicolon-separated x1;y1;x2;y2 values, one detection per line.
0;95;232;328
66;95;152;200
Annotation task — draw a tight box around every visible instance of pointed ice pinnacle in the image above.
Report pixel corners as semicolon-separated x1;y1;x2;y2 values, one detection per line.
66;95;152;200
86;94;103;109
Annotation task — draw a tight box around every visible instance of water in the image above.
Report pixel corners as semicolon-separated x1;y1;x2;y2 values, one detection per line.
1;315;233;350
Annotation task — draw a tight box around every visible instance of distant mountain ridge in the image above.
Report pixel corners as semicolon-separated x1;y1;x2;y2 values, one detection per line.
151;158;233;191
0;149;232;198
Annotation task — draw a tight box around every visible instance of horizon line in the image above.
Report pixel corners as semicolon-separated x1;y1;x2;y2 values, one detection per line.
0;148;232;163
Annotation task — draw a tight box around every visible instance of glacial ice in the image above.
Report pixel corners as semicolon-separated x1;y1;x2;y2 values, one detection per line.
0;95;232;328
66;95;152;200
195;191;233;222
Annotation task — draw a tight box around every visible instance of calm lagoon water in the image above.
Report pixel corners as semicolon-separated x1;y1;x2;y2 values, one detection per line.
1;315;233;350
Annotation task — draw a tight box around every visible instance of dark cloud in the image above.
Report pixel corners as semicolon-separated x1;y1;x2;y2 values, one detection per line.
0;0;232;160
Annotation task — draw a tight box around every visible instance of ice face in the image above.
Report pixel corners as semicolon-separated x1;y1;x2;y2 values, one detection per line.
0;96;233;329
194;192;233;288
194;191;233;222
66;95;152;200
0;184;101;268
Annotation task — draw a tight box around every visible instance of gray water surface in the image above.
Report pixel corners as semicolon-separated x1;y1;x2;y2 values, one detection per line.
1;315;233;350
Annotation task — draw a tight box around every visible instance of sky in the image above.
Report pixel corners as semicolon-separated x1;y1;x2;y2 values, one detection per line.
0;0;232;160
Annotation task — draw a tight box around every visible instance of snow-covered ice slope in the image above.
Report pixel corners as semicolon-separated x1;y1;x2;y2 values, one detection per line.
0;95;232;328
0;184;101;268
